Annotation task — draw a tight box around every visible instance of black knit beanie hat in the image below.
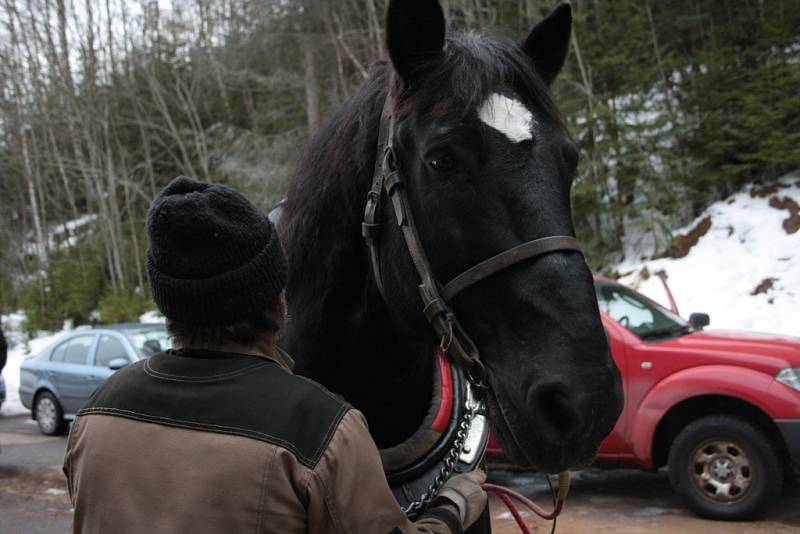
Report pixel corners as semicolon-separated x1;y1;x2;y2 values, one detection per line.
146;176;287;325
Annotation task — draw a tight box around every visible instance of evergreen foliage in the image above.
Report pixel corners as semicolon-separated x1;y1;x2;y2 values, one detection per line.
0;0;797;328
18;238;106;331
98;290;154;325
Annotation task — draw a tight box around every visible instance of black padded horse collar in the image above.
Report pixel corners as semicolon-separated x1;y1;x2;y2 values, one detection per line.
362;98;583;385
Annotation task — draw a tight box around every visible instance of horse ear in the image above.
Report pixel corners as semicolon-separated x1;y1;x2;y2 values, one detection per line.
386;0;446;84
522;2;572;86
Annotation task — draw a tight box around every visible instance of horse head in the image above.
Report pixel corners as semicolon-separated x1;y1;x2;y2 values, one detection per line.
377;0;624;473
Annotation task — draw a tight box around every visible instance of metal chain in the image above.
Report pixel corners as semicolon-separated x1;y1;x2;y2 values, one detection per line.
401;398;478;516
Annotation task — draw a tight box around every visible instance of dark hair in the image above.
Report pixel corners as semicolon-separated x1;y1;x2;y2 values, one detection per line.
167;300;286;348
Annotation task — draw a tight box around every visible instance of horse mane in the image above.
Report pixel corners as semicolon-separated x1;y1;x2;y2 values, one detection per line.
279;31;564;374
279;60;388;338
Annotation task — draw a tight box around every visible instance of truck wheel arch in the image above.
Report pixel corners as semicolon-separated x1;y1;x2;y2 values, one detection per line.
629;365;785;469
650;395;787;471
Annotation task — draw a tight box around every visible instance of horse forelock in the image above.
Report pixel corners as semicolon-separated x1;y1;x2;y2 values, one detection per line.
392;32;564;129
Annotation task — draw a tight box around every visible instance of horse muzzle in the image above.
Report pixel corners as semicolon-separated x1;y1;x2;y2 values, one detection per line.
487;360;623;473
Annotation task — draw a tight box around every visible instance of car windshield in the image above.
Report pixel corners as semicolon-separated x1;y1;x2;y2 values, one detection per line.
595;282;692;341
126;328;174;358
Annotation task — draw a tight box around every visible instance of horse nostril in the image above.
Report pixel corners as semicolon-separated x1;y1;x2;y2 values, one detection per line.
528;383;581;444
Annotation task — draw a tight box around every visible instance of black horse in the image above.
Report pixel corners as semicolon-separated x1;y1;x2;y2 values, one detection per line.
280;0;623;516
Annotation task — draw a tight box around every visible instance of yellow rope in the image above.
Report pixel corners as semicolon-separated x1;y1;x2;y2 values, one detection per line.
558;471;571;501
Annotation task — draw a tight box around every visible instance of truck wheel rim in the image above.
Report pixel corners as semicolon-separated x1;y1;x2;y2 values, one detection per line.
690;440;752;504
37;398;57;434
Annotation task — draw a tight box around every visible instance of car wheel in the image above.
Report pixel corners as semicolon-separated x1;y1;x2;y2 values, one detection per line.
668;415;782;520
34;392;67;436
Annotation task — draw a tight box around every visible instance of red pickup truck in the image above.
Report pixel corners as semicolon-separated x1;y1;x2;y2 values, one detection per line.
488;277;800;520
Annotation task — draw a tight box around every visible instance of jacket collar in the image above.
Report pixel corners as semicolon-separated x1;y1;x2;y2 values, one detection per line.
262;345;295;372
170;344;295;372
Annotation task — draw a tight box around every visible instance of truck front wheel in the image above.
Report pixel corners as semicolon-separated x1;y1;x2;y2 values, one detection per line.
667;415;782;520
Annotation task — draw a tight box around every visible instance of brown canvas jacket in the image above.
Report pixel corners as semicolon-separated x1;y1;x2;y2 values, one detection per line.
62;347;462;534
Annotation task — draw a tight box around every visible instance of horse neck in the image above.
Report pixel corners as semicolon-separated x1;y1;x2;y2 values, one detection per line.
286;285;435;448
279;77;432;446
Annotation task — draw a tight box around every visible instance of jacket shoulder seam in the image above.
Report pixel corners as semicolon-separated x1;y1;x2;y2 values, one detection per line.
310;404;352;464
294;374;347;405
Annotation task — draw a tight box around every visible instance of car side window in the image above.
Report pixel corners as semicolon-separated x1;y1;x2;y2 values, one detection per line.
63;335;95;365
95;336;129;367
50;341;69;362
50;342;68;362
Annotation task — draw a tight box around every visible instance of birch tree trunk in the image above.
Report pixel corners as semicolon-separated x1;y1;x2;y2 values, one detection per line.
303;35;320;134
5;0;47;263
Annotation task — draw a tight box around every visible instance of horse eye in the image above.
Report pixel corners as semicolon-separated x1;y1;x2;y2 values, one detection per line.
429;155;455;172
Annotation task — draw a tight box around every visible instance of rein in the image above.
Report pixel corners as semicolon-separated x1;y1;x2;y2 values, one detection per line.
363;98;576;530
482;473;571;533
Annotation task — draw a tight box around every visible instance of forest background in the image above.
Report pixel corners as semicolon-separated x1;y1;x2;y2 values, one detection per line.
1;0;798;331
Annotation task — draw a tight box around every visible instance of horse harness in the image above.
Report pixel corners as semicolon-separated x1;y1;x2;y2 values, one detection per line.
362;100;584;386
362;99;582;521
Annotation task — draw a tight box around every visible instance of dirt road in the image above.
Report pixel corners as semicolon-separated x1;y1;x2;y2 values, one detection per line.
489;469;800;533
0;415;71;533
2;414;799;533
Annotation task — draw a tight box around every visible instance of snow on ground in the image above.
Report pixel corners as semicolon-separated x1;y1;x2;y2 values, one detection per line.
1;314;72;416
139;310;165;324
617;174;799;338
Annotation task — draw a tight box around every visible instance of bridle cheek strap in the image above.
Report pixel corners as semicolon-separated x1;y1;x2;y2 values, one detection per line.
363;102;584;385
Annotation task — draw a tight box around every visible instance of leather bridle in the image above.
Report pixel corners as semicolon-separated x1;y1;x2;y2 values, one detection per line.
363;99;583;385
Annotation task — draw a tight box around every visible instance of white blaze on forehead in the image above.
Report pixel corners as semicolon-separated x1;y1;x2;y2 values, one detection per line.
478;93;534;143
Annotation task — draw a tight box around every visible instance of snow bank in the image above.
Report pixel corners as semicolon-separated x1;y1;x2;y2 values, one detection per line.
1;313;72;416
617;174;800;338
139;310;165;324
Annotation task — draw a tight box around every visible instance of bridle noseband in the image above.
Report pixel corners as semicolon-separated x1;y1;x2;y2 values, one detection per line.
363;99;583;386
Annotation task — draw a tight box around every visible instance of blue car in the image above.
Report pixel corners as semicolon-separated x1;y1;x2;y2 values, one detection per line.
19;324;172;435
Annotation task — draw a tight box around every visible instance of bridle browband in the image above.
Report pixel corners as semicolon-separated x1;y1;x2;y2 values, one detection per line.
363;99;583;385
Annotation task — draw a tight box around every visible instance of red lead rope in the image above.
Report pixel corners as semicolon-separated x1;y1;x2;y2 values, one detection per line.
480;472;570;533
496;492;533;534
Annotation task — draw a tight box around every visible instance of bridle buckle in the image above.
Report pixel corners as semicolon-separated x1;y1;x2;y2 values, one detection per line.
438;314;455;353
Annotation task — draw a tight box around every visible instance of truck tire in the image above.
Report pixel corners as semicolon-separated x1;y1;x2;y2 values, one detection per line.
667;415;782;520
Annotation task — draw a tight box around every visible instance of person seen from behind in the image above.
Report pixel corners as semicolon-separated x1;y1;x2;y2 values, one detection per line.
62;176;487;533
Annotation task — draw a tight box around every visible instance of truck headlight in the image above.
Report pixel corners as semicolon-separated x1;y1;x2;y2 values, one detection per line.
776;368;800;392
